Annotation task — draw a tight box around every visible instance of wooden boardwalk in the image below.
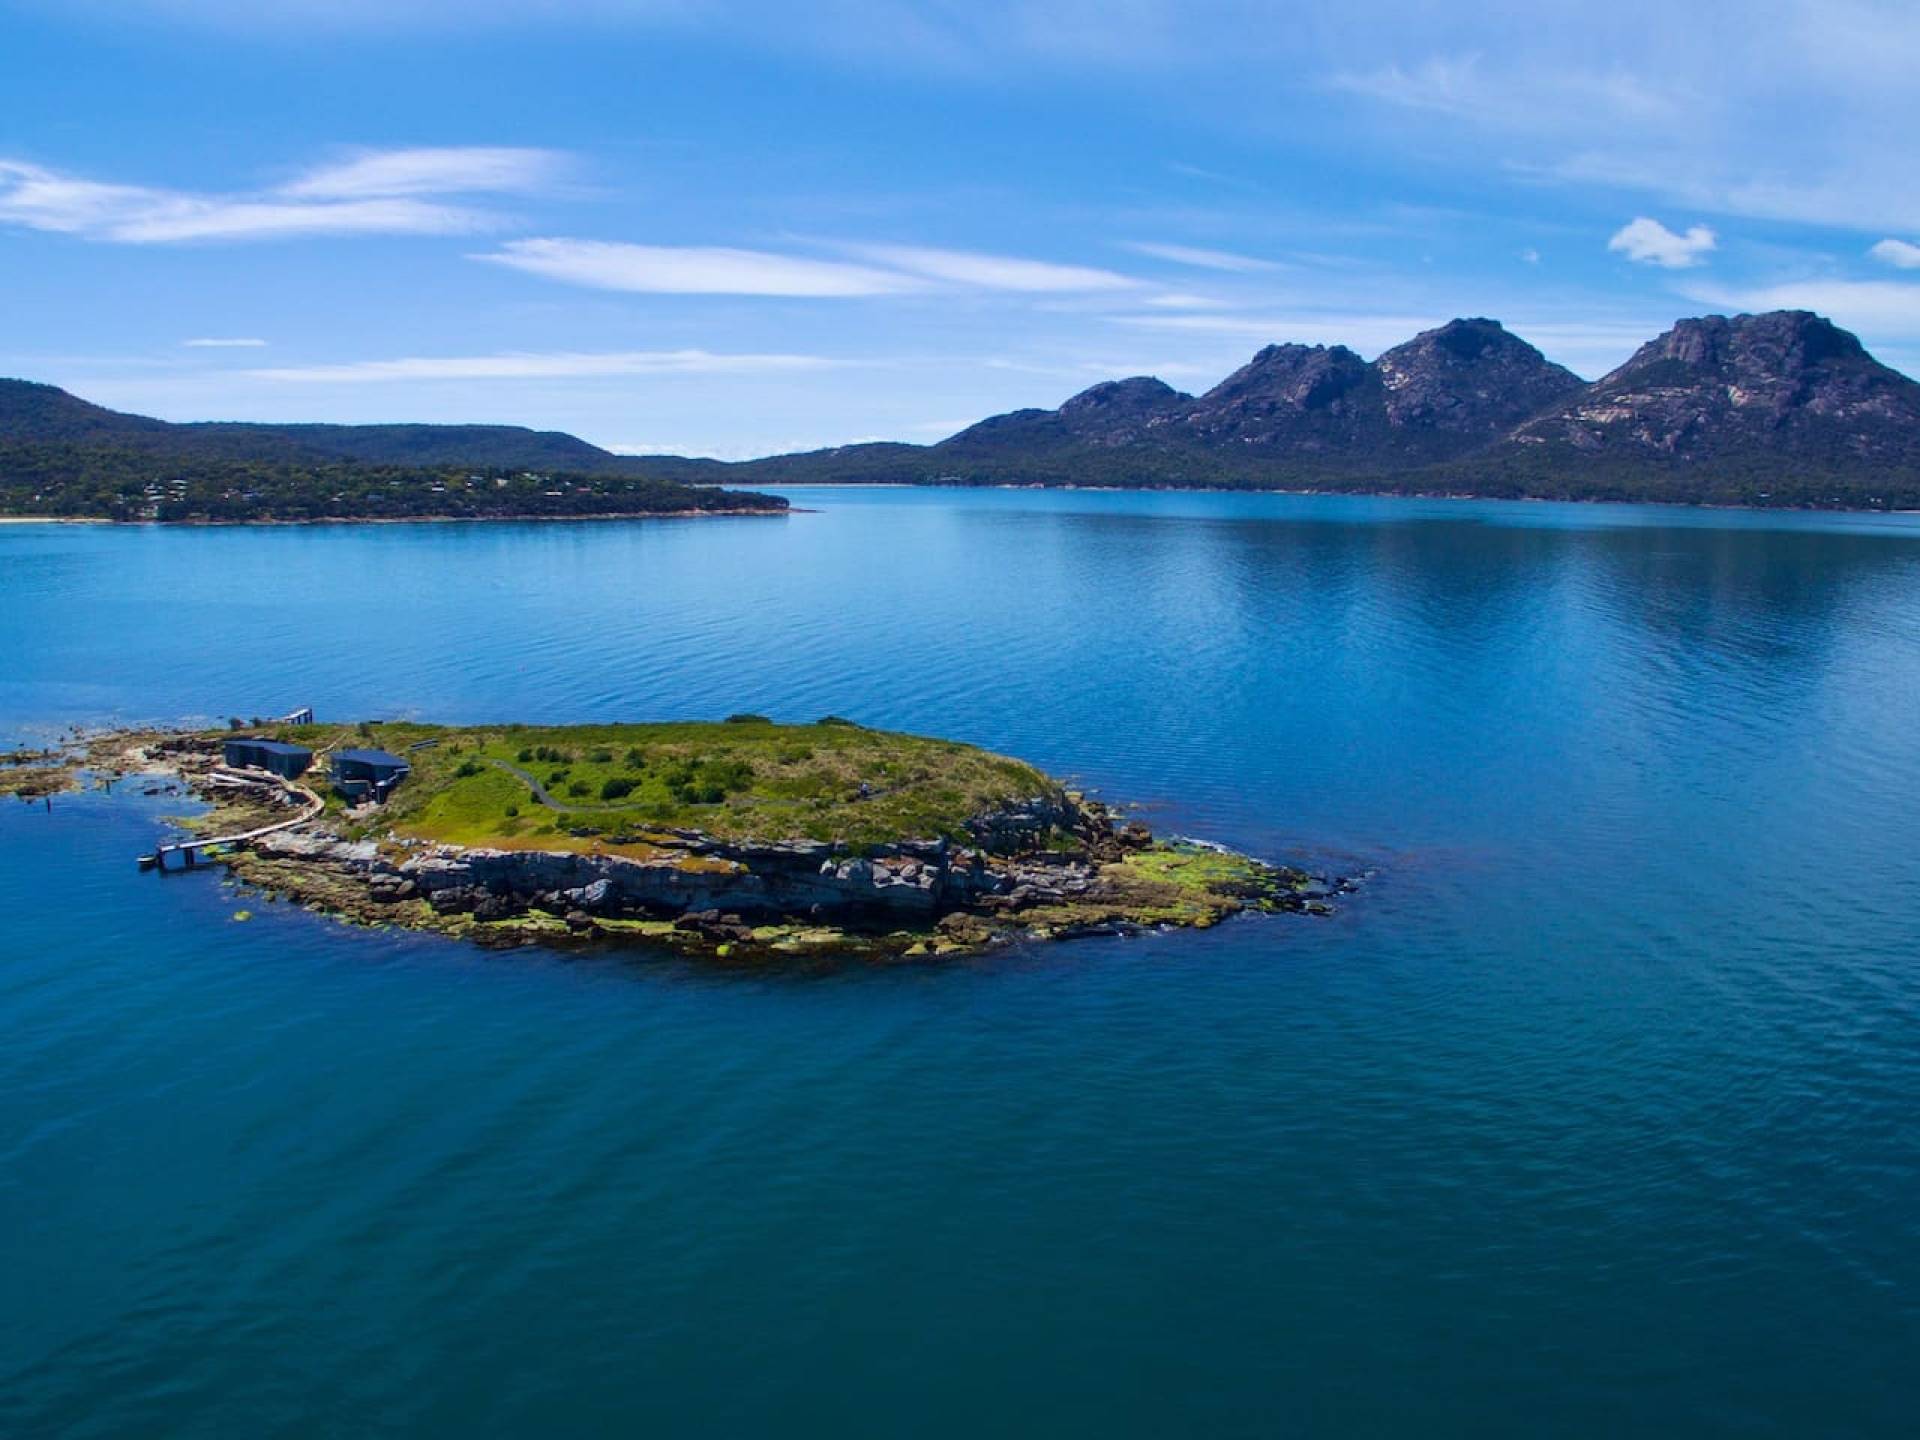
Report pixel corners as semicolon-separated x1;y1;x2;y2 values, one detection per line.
143;778;325;871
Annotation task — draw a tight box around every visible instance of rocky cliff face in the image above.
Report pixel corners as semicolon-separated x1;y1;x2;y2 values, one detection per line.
1505;311;1920;466
254;792;1091;928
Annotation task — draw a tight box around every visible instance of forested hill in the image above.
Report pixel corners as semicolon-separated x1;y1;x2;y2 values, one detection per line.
0;378;766;520
0;379;703;475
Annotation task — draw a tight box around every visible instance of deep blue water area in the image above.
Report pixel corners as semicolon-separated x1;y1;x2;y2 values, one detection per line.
3;489;1918;1436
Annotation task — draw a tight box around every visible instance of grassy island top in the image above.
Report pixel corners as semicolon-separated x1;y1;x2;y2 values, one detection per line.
267;717;1062;851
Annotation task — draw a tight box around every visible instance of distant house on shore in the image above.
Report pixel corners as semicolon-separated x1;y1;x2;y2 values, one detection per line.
221;738;314;780
331;748;411;803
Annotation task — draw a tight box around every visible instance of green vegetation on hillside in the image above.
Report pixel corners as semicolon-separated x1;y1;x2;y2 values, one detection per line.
722;438;1920;509
272;718;1058;850
0;443;785;521
0;376;724;476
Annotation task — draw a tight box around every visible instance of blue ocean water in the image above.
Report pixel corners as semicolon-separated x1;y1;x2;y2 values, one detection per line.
3;488;1918;1437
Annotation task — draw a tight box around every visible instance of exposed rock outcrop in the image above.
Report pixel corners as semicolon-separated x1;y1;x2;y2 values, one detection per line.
249;790;1092;929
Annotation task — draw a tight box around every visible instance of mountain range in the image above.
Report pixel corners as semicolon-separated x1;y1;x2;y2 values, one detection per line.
726;310;1920;507
6;310;1920;512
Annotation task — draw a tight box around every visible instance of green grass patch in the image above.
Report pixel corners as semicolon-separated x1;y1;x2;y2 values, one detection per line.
268;718;1059;850
1113;842;1271;894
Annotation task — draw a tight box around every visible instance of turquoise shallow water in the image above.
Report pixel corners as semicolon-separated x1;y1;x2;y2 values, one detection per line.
3;488;1919;1437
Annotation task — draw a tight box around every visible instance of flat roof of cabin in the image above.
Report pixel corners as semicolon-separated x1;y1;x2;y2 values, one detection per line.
234;739;313;757
332;748;410;767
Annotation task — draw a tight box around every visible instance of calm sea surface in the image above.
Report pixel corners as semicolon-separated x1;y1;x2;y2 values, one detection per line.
3;488;1918;1437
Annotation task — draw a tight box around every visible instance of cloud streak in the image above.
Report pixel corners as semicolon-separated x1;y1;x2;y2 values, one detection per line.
1121;240;1283;272
476;237;1140;297
476;238;924;296
280;146;562;199
248;349;834;382
183;337;268;347
844;243;1137;292
1332;53;1681;130
0;147;564;244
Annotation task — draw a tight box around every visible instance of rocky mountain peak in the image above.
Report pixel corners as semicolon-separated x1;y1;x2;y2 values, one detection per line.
1378;318;1543;372
1513;311;1920;465
1199;344;1372;412
1373;318;1584;434
1058;375;1185;419
1612;310;1870;383
1025;375;1192;447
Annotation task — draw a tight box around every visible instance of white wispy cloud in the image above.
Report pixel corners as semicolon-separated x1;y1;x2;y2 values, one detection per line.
183;337;268;347
477;237;1140;297
1329;54;1486;115
125;198;494;243
247;349;833;382
476;238;925;296
1121;240;1283;272
1870;238;1920;270
1331;53;1683;132
0;147;559;244
281;146;563;199
844;243;1139;292
1607;216;1716;268
1142;292;1230;309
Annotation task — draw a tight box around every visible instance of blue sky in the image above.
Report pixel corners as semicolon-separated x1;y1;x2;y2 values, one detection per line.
5;1;1920;457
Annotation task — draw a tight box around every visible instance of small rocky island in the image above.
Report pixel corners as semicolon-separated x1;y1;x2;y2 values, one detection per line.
21;717;1336;958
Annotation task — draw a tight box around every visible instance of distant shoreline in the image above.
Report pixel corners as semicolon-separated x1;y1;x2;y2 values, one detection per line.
10;486;1920;524
753;480;1920;517
0;508;794;528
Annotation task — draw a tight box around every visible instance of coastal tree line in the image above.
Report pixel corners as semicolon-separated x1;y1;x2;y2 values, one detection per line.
0;442;786;521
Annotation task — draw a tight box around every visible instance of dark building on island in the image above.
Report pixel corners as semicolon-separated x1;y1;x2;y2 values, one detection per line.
330;748;411;803
221;738;314;780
